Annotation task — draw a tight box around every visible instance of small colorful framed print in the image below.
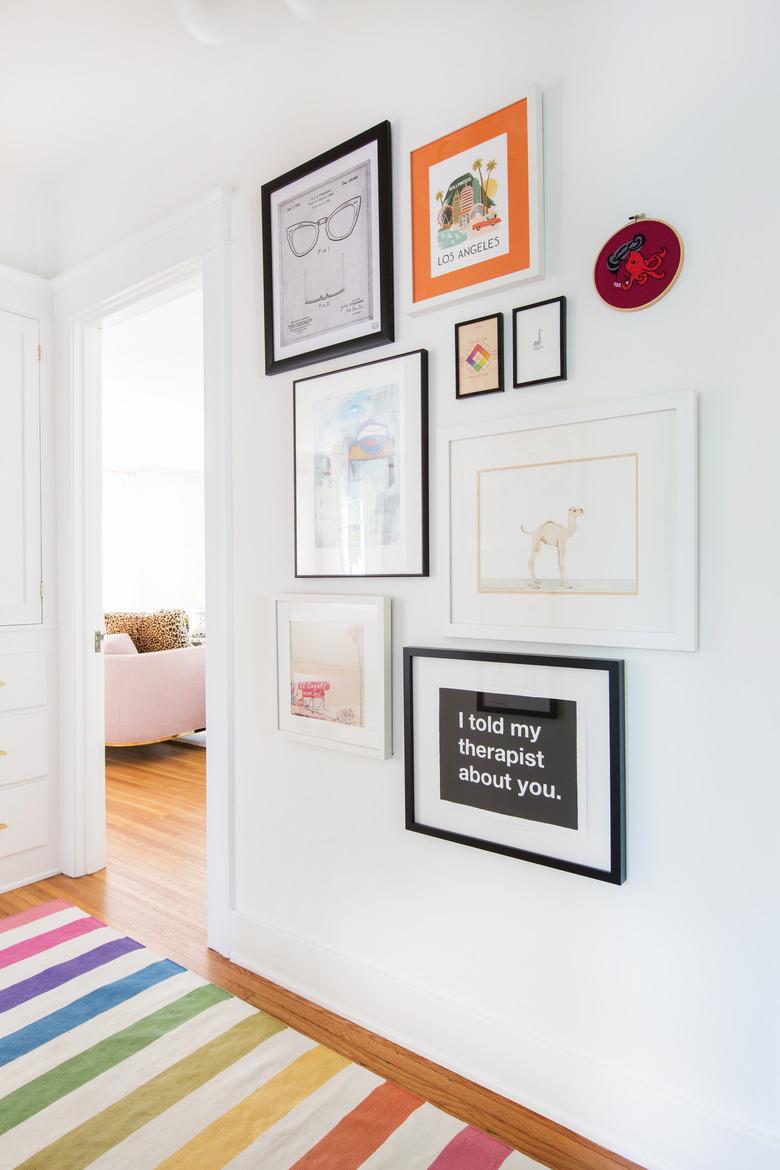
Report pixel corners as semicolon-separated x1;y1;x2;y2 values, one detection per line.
512;296;566;388
294;349;429;578
261;121;394;375
275;594;391;759
404;647;626;883
455;313;504;398
408;92;543;314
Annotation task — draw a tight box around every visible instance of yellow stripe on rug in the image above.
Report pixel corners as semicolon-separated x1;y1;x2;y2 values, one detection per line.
158;1045;351;1169
13;1010;286;1170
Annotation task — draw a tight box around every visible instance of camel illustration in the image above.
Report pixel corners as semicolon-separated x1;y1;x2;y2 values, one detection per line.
521;507;584;589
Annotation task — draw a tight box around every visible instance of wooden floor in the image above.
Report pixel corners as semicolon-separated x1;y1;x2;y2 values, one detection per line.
0;741;644;1170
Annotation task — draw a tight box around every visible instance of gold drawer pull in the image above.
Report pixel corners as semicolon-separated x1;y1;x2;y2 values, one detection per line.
0;681;5;687
0;823;7;831
0;750;6;758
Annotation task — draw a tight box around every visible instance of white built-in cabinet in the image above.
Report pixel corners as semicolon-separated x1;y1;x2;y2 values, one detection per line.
0;280;59;891
0;310;42;626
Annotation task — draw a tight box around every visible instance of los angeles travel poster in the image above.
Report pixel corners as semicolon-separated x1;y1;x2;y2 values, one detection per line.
409;94;543;311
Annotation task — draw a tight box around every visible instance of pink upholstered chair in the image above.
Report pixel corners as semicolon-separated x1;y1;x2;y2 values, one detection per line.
104;634;206;746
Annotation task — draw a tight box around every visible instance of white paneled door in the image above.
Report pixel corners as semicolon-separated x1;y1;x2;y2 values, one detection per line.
0;309;41;626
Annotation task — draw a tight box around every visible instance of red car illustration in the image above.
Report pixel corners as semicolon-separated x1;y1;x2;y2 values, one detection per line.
472;215;501;231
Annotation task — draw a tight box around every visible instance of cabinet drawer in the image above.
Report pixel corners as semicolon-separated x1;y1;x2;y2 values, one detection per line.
0;709;48;785
0;652;46;712
0;779;48;858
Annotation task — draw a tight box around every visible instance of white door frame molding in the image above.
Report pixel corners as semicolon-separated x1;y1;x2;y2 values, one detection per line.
52;190;234;954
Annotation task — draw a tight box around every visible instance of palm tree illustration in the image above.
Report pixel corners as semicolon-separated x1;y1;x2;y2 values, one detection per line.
485;159;497;209
472;157;486;210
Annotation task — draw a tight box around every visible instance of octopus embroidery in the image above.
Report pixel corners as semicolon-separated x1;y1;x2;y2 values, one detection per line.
621;246;667;289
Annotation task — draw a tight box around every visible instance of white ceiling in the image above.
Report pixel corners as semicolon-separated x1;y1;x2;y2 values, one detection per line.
0;0;312;185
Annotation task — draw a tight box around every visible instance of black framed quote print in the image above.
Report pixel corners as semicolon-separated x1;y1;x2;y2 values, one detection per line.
261;121;394;375
404;648;626;883
294;349;429;577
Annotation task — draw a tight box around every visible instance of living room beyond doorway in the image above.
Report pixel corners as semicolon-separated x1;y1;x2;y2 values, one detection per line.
100;279;207;903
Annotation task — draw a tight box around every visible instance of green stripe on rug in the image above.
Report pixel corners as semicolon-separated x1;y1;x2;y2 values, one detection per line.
0;982;230;1136
13;1010;287;1170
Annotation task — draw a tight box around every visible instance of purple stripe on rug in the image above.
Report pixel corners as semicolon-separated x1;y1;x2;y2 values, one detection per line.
0;936;143;1013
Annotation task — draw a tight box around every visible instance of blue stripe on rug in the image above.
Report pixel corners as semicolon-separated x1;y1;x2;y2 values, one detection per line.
0;958;184;1066
0;937;144;1014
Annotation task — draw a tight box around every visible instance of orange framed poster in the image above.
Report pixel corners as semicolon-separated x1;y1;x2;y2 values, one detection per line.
409;92;543;313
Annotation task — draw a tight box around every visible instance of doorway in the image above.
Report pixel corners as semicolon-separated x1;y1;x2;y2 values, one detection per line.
54;193;233;955
101;280;208;935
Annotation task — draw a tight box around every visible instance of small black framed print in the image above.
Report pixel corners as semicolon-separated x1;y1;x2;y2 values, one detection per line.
512;295;566;387
404;647;625;883
454;312;504;398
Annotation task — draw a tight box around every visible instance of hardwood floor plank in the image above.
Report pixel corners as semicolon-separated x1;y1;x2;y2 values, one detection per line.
0;740;645;1170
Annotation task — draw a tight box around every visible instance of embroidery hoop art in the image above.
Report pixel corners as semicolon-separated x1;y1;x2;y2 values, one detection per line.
593;216;684;312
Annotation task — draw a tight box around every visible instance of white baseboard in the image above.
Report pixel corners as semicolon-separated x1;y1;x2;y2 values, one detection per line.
231;909;778;1170
0;867;60;895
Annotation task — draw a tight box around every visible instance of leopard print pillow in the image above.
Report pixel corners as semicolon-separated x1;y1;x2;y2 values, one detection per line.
104;612;143;649
105;610;190;653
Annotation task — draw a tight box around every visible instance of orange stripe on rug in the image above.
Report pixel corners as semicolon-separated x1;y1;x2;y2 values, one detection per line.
290;1080;424;1169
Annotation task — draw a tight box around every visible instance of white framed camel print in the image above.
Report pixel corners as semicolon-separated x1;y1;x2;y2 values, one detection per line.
441;391;697;649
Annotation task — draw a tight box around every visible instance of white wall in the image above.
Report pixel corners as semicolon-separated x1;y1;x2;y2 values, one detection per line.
102;468;205;615
0;181;56;277
45;3;780;1169
102;289;205;617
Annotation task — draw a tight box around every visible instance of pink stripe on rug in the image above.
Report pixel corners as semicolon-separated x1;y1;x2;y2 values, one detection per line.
0;915;103;969
0;900;72;935
427;1126;513;1170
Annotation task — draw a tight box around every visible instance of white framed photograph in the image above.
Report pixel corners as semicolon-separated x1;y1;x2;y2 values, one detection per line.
404;648;625;884
294;349;428;578
440;391;697;649
513;295;566;387
274;594;392;759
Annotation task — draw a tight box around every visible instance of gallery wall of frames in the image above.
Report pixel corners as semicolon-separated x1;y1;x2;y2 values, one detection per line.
261;88;694;886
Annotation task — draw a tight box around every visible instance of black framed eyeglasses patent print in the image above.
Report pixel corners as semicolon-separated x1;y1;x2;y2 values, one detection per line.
404;648;626;883
261;122;394;375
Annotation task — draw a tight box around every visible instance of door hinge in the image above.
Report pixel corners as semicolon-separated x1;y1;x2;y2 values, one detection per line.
39;580;44;599
37;343;42;362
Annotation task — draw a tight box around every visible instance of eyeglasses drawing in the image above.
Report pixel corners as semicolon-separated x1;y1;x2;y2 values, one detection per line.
286;195;362;258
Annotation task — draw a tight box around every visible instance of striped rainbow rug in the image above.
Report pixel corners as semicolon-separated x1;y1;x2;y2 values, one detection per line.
0;900;541;1169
